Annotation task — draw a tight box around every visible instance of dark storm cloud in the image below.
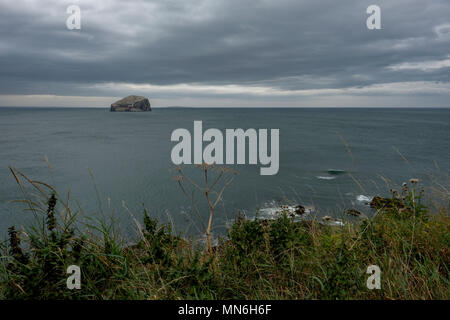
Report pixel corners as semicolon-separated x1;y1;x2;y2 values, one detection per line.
0;0;450;105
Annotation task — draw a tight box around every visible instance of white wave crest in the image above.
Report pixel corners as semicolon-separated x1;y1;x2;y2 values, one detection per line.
356;195;373;203
316;176;336;180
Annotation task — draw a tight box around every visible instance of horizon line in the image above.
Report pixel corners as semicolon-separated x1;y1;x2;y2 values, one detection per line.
1;105;450;109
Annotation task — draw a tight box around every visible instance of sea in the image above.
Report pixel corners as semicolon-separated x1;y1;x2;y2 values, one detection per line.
1;107;449;239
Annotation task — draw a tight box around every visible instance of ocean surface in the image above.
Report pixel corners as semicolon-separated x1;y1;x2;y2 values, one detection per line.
1;107;449;238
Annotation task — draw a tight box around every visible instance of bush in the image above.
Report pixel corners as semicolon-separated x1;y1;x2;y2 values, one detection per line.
0;180;448;300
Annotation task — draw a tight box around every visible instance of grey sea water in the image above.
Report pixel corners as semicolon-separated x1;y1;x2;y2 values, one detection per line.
0;107;449;237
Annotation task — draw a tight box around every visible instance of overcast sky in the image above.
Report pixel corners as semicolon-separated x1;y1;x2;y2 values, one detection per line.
0;0;450;107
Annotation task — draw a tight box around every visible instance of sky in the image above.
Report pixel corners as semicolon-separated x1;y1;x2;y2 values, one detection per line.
0;0;450;107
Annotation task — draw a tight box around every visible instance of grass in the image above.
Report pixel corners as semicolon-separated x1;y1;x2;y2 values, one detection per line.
0;169;448;300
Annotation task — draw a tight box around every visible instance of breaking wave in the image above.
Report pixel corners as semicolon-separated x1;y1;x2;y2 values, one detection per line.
316;176;336;180
356;195;373;204
258;201;314;220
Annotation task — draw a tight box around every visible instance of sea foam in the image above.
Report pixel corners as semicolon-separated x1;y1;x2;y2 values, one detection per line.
316;176;336;180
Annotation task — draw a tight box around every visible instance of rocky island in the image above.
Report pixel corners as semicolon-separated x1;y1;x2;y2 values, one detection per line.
110;95;151;112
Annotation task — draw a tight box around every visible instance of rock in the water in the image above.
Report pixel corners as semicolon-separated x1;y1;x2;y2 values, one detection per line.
370;196;404;210
346;209;362;217
321;215;344;226
295;205;306;215
110;95;151;112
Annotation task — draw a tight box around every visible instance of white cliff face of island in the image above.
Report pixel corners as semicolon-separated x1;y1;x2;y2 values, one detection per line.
110;95;151;112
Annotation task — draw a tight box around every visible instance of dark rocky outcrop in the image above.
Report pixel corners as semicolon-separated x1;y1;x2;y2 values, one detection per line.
346;209;362;217
370;196;404;210
295;205;306;215
110;95;151;112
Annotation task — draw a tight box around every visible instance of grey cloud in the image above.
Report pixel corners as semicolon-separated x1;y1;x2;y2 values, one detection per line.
0;0;449;105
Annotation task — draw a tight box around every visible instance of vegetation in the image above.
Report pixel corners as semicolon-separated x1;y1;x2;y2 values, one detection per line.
0;168;448;300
